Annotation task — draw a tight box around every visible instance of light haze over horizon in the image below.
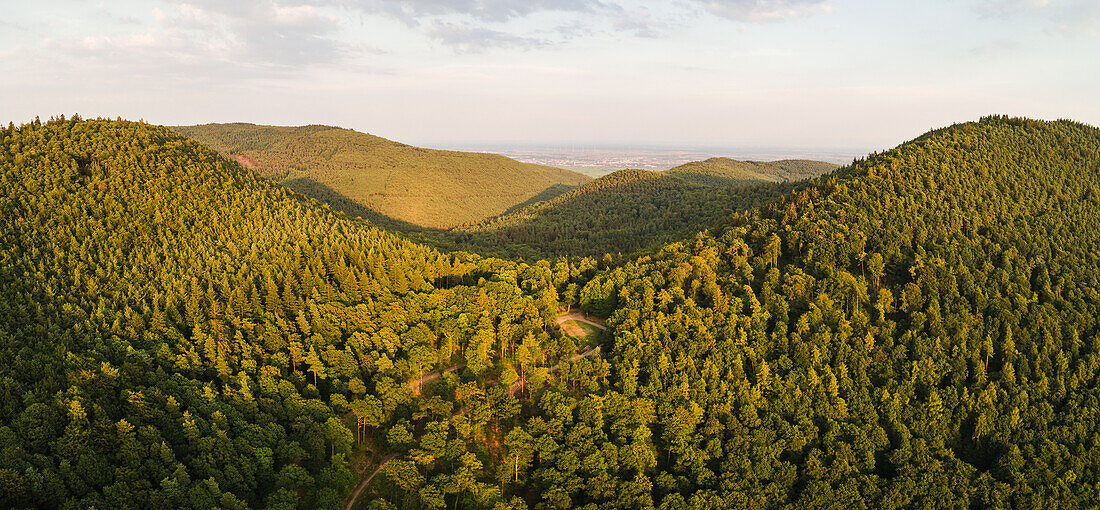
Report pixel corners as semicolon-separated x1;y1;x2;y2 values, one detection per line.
2;0;1098;155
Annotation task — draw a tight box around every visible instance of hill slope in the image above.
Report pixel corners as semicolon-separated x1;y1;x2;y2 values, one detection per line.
6;116;1100;509
575;116;1100;507
444;158;835;258
170;123;590;229
666;157;836;186
0;118;574;509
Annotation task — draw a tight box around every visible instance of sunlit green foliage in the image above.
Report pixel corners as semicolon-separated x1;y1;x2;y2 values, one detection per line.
571;116;1100;508
170;123;590;229
4;115;1100;509
0;118;575;509
666;157;835;186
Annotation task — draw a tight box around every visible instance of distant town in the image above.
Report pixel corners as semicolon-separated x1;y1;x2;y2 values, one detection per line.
437;143;865;176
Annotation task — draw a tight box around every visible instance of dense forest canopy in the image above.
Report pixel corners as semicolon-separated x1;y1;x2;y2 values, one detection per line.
0;118;583;509
170;123;590;230
440;159;835;259
576;116;1100;508
664;158;836;186
2;115;1100;510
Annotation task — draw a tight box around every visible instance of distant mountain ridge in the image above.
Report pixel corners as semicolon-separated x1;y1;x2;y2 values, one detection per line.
170;123;591;229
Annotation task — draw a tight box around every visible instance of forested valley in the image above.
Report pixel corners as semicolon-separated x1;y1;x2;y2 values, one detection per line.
2;115;1100;509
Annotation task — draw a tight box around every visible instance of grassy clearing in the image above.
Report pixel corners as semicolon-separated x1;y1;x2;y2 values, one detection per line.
561;320;603;345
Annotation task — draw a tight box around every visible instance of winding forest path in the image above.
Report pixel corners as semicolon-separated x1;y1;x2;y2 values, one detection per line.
508;345;602;397
345;454;398;510
355;313;606;503
346;364;461;507
409;364;463;395
555;310;607;330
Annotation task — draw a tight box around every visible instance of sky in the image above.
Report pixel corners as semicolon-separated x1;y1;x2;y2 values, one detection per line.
1;0;1098;154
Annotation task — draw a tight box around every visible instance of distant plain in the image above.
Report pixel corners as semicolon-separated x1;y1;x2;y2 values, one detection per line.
430;143;865;176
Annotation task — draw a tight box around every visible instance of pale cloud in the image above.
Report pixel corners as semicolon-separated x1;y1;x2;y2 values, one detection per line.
967;38;1023;57
610;5;671;38
972;0;1055;18
0;20;29;31
345;0;610;24
166;1;346;67
692;0;830;22
42;29;238;81
1055;2;1100;36
972;0;1100;35
35;0;350;82
426;22;549;53
346;0;627;51
29;0;837;64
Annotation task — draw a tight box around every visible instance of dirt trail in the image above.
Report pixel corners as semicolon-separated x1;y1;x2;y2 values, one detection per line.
555;310;607;331
409;365;463;394
509;345;602;397
354;315;605;504
345;454;397;510
346;366;461;508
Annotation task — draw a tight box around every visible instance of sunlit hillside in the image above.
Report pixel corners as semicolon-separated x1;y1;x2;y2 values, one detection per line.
172;123;591;229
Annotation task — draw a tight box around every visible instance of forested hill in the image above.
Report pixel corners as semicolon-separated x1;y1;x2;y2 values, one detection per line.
170;123;591;229
575;116;1100;507
665;157;836;186
443;158;834;259
0;118;582;509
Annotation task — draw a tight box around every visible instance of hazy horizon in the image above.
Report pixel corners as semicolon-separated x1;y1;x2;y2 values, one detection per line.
428;140;864;171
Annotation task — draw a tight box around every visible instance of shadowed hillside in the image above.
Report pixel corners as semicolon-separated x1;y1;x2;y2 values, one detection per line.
442;158;836;258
